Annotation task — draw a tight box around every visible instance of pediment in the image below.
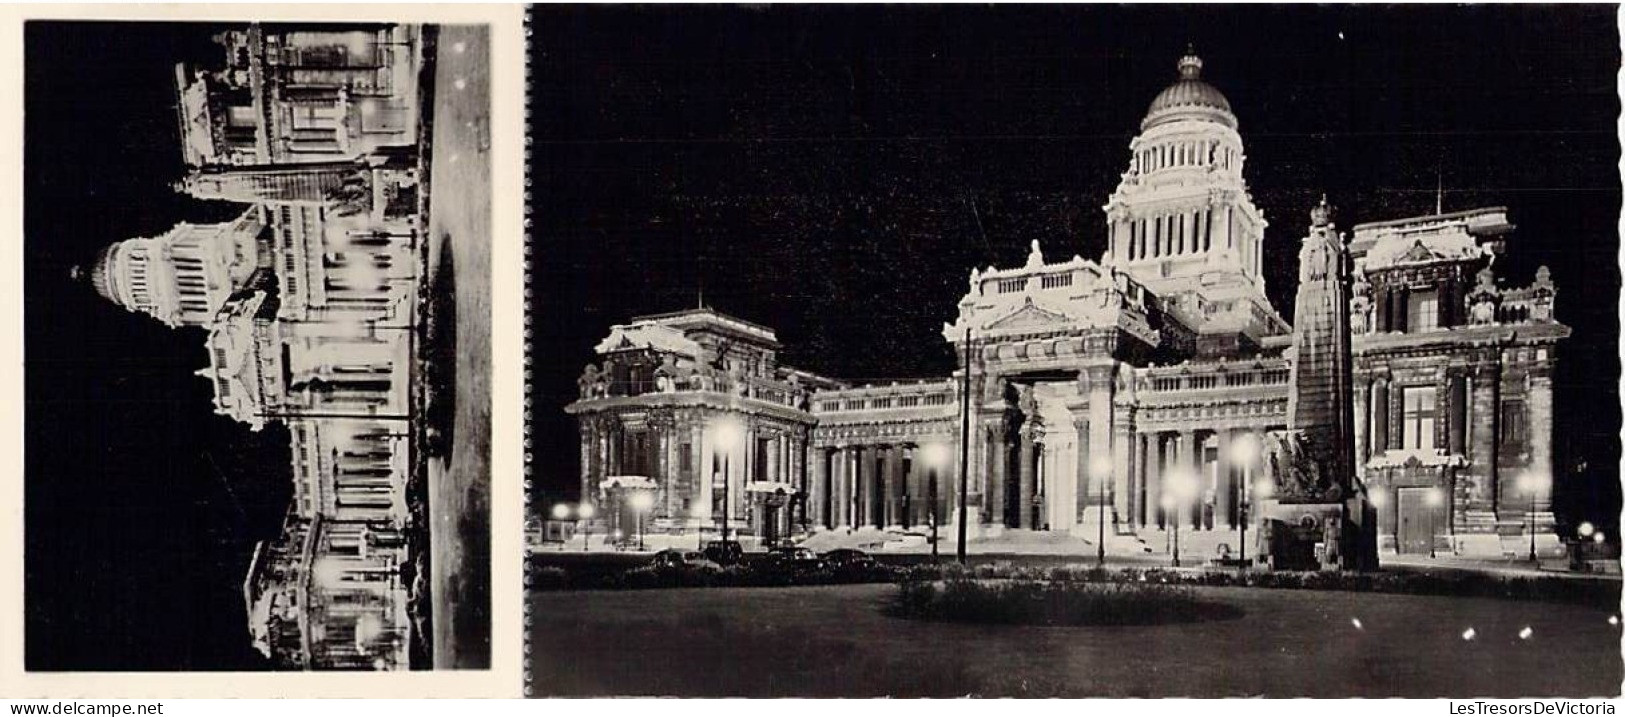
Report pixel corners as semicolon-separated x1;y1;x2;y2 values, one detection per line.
1397;240;1442;264
985;298;1073;332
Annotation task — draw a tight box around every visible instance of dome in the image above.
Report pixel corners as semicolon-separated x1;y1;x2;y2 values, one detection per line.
86;244;122;303
1142;51;1236;130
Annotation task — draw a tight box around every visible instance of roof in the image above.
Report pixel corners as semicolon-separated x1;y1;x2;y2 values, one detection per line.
1142;52;1237;130
593;322;702;357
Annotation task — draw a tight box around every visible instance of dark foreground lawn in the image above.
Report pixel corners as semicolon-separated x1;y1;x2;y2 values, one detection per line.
528;583;1623;697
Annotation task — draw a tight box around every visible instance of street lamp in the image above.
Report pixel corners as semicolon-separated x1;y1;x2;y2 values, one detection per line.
1368;488;1389;554
1516;471;1549;563
1230;434;1259;567
1164;467;1200;568
1160;493;1180;567
922;443;951;562
578;502;596;552
550;503;571;551
714;418;744;545
1089;455;1113;566
1423;487;1444;559
629;490;654;552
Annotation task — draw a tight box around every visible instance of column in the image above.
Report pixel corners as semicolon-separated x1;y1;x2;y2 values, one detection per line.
1371;377;1390;452
1353;373;1370;467
1074;418;1091;522
1527;366;1555;518
1470;363;1501;515
696;423;712;526
1134;432;1149;526
877;442;890;526
1017;428;1036;529
1148;433;1165;528
1215;428;1234;529
1113;414;1134;522
1087;367;1114;516
578;420;595;506
1180;429;1198;529
988;423;1007;527
810;445;827;529
1447;372;1468;455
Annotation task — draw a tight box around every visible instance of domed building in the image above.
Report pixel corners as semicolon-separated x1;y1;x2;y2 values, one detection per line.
81;24;428;670
567;50;1571;565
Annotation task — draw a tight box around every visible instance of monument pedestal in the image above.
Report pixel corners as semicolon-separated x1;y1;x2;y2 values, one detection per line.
1257;497;1378;571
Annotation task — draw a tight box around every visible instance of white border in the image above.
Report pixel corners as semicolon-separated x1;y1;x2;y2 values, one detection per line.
0;3;526;698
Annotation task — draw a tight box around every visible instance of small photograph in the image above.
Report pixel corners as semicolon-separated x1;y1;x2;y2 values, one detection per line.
24;20;491;670
528;4;1621;697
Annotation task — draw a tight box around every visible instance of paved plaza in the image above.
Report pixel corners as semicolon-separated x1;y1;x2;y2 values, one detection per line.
529;582;1622;697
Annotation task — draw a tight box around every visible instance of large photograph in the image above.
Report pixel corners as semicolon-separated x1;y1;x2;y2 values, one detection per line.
528;4;1622;697
24;20;491;671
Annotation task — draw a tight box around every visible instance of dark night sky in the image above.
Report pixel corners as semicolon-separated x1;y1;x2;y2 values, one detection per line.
25;22;288;670
530;5;1622;533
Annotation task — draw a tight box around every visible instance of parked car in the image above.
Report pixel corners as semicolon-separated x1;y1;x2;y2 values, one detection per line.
761;546;825;575
821;548;881;576
650;549;721;572
702;539;745;566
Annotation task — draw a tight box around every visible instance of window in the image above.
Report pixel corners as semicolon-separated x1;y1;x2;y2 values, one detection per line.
1402;387;1437;451
1408;289;1439;333
1500;399;1527;448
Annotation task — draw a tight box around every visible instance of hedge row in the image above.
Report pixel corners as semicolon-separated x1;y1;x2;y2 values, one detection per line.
528;560;1620;608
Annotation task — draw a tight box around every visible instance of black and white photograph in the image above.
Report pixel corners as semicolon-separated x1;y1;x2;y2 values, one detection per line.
24;19;492;671
528;4;1623;697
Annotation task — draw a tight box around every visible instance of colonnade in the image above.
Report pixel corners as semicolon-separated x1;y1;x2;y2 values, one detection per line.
809;442;957;531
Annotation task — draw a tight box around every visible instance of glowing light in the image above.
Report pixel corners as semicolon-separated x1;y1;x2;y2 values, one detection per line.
550;503;570;520
1515;471;1549;496
1167;467;1200;501
713;418;744;451
1230;433;1259;464
1518;626;1533;640
921;442;951;469
1089;455;1113;481
1579;521;1596;539
1595;532;1607;545
1424;488;1445;509
453;41;467;53
454;77;468;91
1253;478;1275;501
1368;489;1388;509
578;503;596;520
629;491;655;512
1609;615;1619;627
1461;627;1476;641
1350;618;1363;630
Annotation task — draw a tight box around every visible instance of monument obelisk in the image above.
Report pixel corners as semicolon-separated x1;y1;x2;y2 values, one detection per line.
1287;197;1356;486
1260;197;1377;570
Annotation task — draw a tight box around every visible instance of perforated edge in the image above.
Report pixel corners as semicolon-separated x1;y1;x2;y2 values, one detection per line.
520;6;535;698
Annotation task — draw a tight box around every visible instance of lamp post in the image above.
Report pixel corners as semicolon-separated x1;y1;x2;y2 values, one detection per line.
1423;487;1443;559
1516;471;1548;563
956;327;973;566
714;419;743;545
578;502;596;552
923;443;950;562
1368;488;1389;555
1090;455;1113;566
630;490;654;552
1161;493;1181;567
1252;476;1274;563
1165;467;1198;568
1231;434;1259;567
551;503;571;550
